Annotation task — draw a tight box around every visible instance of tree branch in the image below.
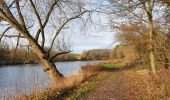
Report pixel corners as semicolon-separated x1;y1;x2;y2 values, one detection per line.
29;0;45;48
0;27;11;42
0;0;18;23
112;0;147;23
15;0;27;29
35;0;60;41
14;33;21;52
0;7;22;33
8;0;15;8
0;34;25;38
48;10;89;53
49;50;72;61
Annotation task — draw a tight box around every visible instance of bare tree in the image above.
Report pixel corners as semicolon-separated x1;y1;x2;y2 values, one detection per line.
0;0;89;82
108;0;169;74
141;0;156;74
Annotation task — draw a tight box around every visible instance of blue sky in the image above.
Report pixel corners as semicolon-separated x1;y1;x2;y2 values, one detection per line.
70;0;116;53
91;0;104;4
71;31;115;53
0;0;116;53
7;0;165;54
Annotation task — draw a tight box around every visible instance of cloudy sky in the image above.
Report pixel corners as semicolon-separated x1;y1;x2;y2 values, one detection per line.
70;0;116;53
0;0;117;53
71;31;115;53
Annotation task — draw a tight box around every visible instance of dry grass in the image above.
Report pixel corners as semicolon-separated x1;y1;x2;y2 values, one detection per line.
3;65;100;100
4;63;170;100
112;68;170;100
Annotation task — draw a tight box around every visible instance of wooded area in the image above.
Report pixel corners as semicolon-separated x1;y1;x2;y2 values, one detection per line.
0;1;170;97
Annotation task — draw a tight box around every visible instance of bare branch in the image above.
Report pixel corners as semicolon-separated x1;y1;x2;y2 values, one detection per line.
0;27;11;42
35;0;60;41
0;8;23;33
0;34;25;38
49;50;72;61
0;0;18;23
29;0;45;48
0;7;33;41
112;1;147;23
8;0;15;8
48;10;89;53
15;0;27;29
14;33;21;51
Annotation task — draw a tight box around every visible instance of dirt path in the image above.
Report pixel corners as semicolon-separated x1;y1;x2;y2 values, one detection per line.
85;72;117;100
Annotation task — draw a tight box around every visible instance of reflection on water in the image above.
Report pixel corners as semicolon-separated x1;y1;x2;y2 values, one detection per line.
0;61;99;96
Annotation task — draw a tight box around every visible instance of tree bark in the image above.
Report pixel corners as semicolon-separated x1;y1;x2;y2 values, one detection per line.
25;32;64;82
0;0;85;83
143;0;156;74
2;18;64;82
39;57;63;82
147;8;156;74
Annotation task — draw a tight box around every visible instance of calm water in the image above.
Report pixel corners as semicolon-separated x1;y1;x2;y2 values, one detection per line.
0;61;99;97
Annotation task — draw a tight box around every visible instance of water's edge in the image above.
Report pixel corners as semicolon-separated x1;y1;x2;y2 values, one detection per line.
0;61;100;97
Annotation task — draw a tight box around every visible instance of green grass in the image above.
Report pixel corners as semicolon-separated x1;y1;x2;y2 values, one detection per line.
99;63;122;70
67;82;98;100
66;72;113;100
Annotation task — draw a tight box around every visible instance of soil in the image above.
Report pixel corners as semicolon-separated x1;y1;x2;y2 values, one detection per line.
85;71;118;100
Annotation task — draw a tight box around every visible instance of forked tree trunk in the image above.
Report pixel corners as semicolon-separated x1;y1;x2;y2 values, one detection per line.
27;34;64;82
3;18;63;83
39;57;63;82
13;26;63;82
0;0;64;83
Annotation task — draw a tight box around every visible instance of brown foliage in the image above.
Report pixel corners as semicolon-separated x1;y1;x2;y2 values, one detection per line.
113;22;170;68
0;43;38;65
82;49;111;60
112;69;170;99
110;44;140;66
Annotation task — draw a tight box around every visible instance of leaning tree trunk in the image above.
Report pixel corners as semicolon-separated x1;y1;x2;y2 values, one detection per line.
38;56;63;82
13;25;63;82
26;33;64;82
0;0;63;83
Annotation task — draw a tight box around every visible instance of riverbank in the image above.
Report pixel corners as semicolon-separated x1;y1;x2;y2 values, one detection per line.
2;62;121;100
0;59;110;66
0;60;39;66
3;64;102;100
54;64;170;100
4;62;170;100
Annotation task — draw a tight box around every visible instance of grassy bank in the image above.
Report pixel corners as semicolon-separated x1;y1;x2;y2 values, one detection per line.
98;63;123;70
3;64;100;100
5;61;170;100
3;61;121;100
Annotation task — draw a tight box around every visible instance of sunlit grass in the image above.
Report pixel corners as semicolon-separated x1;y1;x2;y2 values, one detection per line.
99;63;122;70
67;72;113;100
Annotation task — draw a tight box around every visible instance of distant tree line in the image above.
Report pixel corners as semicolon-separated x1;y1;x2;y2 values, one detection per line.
81;49;111;60
0;43;111;65
0;43;38;65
